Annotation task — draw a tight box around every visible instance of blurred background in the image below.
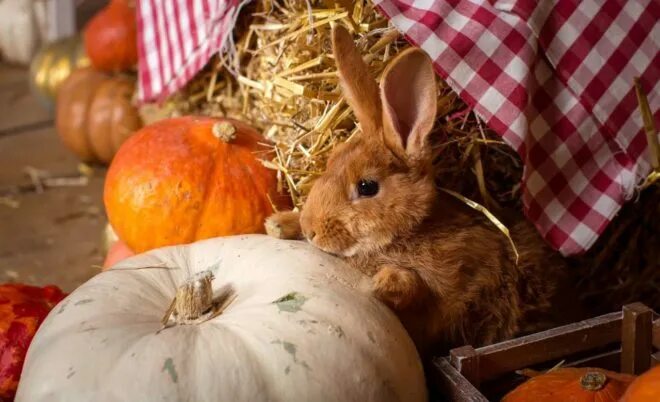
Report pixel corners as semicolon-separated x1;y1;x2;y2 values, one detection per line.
0;0;108;291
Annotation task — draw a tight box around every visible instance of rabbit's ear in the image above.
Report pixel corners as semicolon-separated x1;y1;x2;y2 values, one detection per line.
332;24;382;136
380;48;437;159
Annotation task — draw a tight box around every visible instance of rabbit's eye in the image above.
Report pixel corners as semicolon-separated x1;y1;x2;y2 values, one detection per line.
357;179;379;197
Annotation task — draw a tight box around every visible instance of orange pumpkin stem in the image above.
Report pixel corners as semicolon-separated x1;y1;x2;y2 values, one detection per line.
212;121;237;142
580;371;607;391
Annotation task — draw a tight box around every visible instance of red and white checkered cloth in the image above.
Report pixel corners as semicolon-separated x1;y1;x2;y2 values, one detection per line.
374;0;659;255
136;0;659;255
136;0;246;101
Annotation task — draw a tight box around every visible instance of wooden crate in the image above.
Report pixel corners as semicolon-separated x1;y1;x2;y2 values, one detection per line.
430;303;660;401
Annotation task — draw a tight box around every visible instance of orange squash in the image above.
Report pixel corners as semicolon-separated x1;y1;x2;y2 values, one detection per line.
501;368;636;402
620;366;660;402
104;116;292;253
83;0;137;72
56;67;142;164
0;284;66;400
102;240;135;270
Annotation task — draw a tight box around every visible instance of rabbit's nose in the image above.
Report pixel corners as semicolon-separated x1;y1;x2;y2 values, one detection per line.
306;230;317;243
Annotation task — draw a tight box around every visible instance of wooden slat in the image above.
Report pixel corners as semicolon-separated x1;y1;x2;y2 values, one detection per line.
449;346;480;387
431;358;488;402
621;303;653;374
652;352;660;367
565;348;621;371
473;311;622;381
653;318;660;349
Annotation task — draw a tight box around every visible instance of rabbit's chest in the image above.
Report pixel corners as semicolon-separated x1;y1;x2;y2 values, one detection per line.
346;223;511;276
345;241;442;275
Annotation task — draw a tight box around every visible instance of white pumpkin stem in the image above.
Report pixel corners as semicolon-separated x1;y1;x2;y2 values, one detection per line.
162;271;214;326
175;271;214;321
160;271;237;330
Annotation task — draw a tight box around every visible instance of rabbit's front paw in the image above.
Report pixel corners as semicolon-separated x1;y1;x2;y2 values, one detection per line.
372;266;425;311
265;211;303;240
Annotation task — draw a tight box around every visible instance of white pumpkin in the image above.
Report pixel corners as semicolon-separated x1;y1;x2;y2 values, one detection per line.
0;0;46;65
17;235;427;402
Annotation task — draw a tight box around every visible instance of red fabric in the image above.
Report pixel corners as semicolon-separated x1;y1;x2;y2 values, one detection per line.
0;284;66;401
137;0;659;255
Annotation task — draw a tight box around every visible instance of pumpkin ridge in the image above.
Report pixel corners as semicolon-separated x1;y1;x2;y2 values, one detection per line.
224;147;260;233
110;78;138;156
108;81;128;158
87;80;113;161
550;373;575;398
108;83;120;154
246;151;276;229
205;314;275;395
599;387;615;402
85;76;115;162
191;124;225;240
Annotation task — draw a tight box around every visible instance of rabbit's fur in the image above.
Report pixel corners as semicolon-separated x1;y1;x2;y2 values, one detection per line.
266;25;572;354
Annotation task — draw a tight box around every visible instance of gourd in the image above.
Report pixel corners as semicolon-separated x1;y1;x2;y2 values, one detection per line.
101;223;119;257
620;365;660;402
55;67;142;163
16;235;427;402
104;116;291;253
83;0;137;72
0;0;48;65
102;239;134;270
0;284;66;400
502;367;636;402
29;36;89;109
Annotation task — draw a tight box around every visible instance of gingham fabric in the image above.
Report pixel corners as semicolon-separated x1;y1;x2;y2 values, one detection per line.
136;0;247;102
136;0;659;255
374;0;658;255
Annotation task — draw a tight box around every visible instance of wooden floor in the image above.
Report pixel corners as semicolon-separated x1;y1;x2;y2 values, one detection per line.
0;64;104;292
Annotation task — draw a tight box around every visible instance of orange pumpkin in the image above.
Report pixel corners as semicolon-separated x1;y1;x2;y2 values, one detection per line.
83;0;137;72
102;240;135;270
621;366;660;402
104;116;292;253
56;67;142;164
502;368;636;402
0;284;66;400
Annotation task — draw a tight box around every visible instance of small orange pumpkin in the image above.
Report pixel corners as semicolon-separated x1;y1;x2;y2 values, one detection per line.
501;367;636;402
83;0;137;72
620;365;660;402
0;284;66;400
102;240;135;271
104;116;292;253
56;67;142;163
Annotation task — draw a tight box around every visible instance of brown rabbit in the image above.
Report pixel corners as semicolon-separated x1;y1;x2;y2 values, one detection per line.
266;25;574;355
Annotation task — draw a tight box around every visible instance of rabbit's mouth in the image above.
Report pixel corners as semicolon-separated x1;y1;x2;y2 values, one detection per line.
308;228;388;258
309;239;358;258
302;215;358;257
340;243;360;257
